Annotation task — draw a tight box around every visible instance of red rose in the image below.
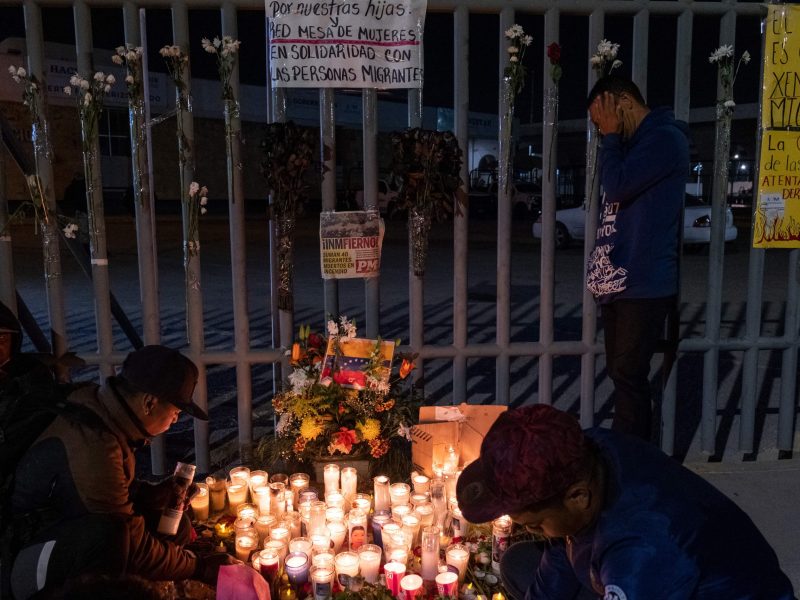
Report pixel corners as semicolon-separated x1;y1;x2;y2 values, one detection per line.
308;333;324;348
547;42;561;64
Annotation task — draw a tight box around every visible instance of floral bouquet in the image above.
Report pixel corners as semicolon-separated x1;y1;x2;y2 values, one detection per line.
257;317;420;481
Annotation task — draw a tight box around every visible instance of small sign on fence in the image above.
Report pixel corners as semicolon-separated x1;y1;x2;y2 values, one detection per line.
319;210;384;279
266;0;427;88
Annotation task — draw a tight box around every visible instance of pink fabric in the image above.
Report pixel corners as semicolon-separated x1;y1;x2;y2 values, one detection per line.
217;564;271;600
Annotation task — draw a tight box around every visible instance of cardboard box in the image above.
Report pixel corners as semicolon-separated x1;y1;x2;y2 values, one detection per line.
410;404;507;477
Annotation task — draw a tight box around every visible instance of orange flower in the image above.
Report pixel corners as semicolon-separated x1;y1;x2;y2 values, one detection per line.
329;427;358;455
293;436;307;454
399;359;414;379
368;438;390;458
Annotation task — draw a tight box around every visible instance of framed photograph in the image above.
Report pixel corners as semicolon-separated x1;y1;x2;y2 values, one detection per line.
319;337;395;390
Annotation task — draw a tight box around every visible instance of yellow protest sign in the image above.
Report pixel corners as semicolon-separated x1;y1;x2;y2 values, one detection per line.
754;4;800;247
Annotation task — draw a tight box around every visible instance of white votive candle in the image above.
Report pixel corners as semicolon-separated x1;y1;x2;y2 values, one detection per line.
255;514;276;541
226;481;248;516
206;476;227;514
254;485;270;515
235;533;257;562
357;544;382;583
400;574;424;600
340;467;357;503
373;475;391;513
249;470;268;497
446;543;470;582
412;474;430;494
333;551;359;587
389;483;411;507
327;520;346;553
189;483;209;521
421;525;440;582
323;463;340;496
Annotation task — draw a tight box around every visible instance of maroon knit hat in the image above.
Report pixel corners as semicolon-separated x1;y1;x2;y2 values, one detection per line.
456;405;587;524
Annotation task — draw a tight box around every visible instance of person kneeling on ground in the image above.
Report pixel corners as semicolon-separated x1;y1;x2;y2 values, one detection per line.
456;405;796;600
9;345;234;599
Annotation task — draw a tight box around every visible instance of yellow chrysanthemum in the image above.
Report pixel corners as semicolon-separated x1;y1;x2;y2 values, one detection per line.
299;417;324;440
357;418;381;441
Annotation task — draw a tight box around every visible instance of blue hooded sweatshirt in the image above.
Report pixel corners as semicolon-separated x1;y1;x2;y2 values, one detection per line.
586;107;689;304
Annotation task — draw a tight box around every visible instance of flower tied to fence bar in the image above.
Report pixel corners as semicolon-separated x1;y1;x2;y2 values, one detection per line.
590;38;622;77
390;128;464;276
9;65;52;163
202;35;242;102
261;121;314;310
185;181;208;257
709;45;750;117
112;44;144;100
504;24;533;100
546;42;562;181
257;316;420;481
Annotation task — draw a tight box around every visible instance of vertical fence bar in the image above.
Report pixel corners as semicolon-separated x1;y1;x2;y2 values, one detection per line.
74;0;115;378
495;7;513;406
363;89;379;338
23;0;69;366
172;1;208;474
778;250;799;452
538;8;559;406
0;153;15;313
452;5;469;403
407;86;424;386
631;7;649;95
320;88;339;320
124;3;161;347
580;9;604;429
702;8;736;455
222;2;253;461
662;7;693;454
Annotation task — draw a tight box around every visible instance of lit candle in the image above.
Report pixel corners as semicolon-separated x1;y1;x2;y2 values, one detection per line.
312;551;335;569
309;500;327;536
254;485;271;515
230;465;251;487
389;483;410;507
347;508;367;551
255;514;277;541
430;480;447;529
412;474;430;494
325;507;345;524
270;525;290;545
226;480;248;516
249;470;268;497
410;493;429;508
445;471;460;503
256;548;280;584
381;522;401;550
415;503;434;528
237;503;257;521
401;514;420;547
445;543;470;582
491;593;505;600
270;482;286;518
265;539;288;563
290;473;311;507
435;571;459;598
383;561;407;596
399;574;423;600
392;504;411;523
189;483;209;521
373;475;391;513
311;533;331;553
284;511;302;539
421;525;440;582
310;565;334;600
285;489;295;513
357;544;382;583
327;520;347;553
325;491;345;511
289;536;313;557
235;532;257;562
206;476;227;514
323;463;340;496
340;467;357;505
352;493;372;515
214;520;232;540
371;510;392;550
449;503;468;541
270;473;289;485
285;551;310;586
386;545;409;566
299;489;319;504
491;516;512;574
333;551;359;587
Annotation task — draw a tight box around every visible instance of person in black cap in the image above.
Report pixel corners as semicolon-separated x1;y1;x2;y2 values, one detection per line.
456;405;796;600
8;345;233;599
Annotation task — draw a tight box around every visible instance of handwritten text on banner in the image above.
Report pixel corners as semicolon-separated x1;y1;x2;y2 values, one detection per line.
266;0;426;88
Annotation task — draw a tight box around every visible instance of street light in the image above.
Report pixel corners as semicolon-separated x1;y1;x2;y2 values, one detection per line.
693;163;703;197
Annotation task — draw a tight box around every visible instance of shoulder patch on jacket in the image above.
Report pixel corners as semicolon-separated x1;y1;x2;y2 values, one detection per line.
604;585;627;600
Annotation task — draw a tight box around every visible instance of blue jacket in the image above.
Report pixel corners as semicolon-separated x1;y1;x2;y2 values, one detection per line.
528;428;796;600
586;108;689;303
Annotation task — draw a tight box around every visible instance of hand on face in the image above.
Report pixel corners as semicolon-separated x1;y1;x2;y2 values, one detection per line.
589;92;624;137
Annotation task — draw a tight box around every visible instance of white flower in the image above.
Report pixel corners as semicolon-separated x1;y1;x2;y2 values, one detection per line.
189;181;200;197
83;92;92;106
8;66;16;75
741;50;751;64
509;56;518;63
507;46;518;54
105;74;115;85
103;84;111;93
63;85;72;95
590;55;603;67
17;67;26;78
200;196;208;206
611;59;622;70
125;75;134;85
327;320;338;336
522;35;533;47
288;368;311;395
30;83;37;90
213;36;222;48
276;412;291;434
111;55;123;65
126;51;137;62
597;39;619;59
80;79;89;90
93;71;105;82
62;223;79;239
115;45;125;54
339;316;357;338
724;99;736;108
709;45;734;63
200;207;207;215
397;424;412;441
69;74;79;86
12;75;20;83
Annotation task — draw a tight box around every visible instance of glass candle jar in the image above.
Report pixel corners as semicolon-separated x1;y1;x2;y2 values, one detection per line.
255;548;281;584
383;561;406;596
323;463;340;496
235;531;258;562
491;515;512;574
206;475;227;514
327;520;347;553
357;543;382;583
226;479;248;516
347;508;367;551
189;482;209;521
254;485;271;515
389;483;411;507
445;543;470;582
373;475;390;513
285;551;310;586
310;564;334;600
420;525;440;582
290;473;311;507
333;551;359;587
249;470;268;497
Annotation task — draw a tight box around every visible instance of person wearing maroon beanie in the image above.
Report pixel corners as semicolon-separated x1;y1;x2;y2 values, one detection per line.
457;405;795;600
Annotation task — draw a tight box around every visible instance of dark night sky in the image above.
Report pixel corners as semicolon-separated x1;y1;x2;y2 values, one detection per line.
0;4;764;120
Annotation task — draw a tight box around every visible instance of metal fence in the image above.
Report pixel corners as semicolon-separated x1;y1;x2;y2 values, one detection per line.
0;0;797;476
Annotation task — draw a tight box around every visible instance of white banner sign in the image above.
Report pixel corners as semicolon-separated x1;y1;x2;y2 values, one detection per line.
267;0;426;89
320;211;384;278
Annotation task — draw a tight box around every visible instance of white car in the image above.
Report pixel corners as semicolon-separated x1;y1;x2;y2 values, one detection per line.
532;195;738;249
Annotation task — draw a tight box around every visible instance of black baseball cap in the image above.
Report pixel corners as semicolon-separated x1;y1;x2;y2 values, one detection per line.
120;345;207;420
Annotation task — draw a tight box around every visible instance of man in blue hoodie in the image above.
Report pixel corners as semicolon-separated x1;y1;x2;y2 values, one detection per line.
586;76;689;440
